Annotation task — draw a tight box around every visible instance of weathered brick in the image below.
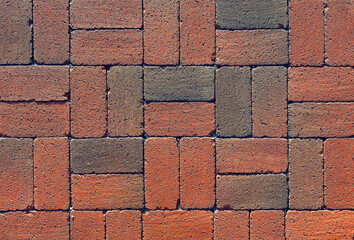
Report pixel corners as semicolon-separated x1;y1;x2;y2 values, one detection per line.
217;138;287;174
71;30;143;65
70;211;105;240
106;210;142;240
108;66;143;136
180;0;215;65
70;0;142;29
214;211;249;240
143;211;213;239
216;67;251;137
72;174;144;210
145;102;215;137
0;211;69;239
288;103;354;137
144;0;179;65
180;138;215;209
34;0;69;64
144;66;214;101
251;210;285;240
0;102;69;137
252;66;287;137
0;0;32;64
289;0;324;66
289;139;323;210
34;138;69;210
70;66;106;138
216;0;288;29
217;174;288;210
217;30;288;65
325;138;354;209
325;0;354;66
286;211;354;239
0;138;33;211
289;67;354;102
0;66;69;101
71;138;143;174
145;138;179;210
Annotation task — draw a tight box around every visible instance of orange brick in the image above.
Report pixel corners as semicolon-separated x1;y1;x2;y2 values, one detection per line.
217;138;287;174
144;0;179;65
251;210;285;240
289;0;324;66
214;211;249;240
143;211;213;239
180;138;215;209
325;138;354;209
286;211;354;239
70;211;105;240
145;102;215;137
34;138;69;210
289;67;354;102
180;0;215;65
0;138;33;211
71;30;143;65
72;174;144;210
106;210;142;240
145;138;179;210
71;67;107;138
0;102;69;137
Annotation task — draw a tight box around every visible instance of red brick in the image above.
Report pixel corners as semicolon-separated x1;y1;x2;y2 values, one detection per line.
180;138;215;209
0;102;69;137
289;139;323;209
33;0;69;64
286;210;354;239
145;102;215;137
71;0;142;29
0;211;69;239
70;211;105;240
216;30;288;65
325;138;354;209
325;0;354;66
144;0;179;65
71;30;143;65
289;67;354;102
0;138;33;211
289;0;324;66
145;138;179;210
0;66;69;101
180;0;215;65
72;174;143;210
251;210;285;240
143;211;213;239
214;211;249;240
288;103;354;137
71;67;106;138
217;138;287;174
34;138;69;210
106;210;142;240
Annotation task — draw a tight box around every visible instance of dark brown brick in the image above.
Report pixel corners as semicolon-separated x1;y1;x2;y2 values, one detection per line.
216;67;251;137
217;174;288;210
71;138;143;174
144;66;214;101
108;66;143;137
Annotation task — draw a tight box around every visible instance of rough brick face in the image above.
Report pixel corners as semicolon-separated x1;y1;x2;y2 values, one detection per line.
214;211;249;240
0;138;33;211
250;211;285;240
217;138;287;174
324;138;354;209
0;66;69;101
0;0;32;64
70;211;105;240
145;138;179;210
106;210;142;240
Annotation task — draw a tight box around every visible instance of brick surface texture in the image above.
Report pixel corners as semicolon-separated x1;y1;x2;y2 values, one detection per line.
0;0;353;238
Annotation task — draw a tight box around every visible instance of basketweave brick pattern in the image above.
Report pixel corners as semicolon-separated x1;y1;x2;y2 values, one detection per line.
0;0;353;239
